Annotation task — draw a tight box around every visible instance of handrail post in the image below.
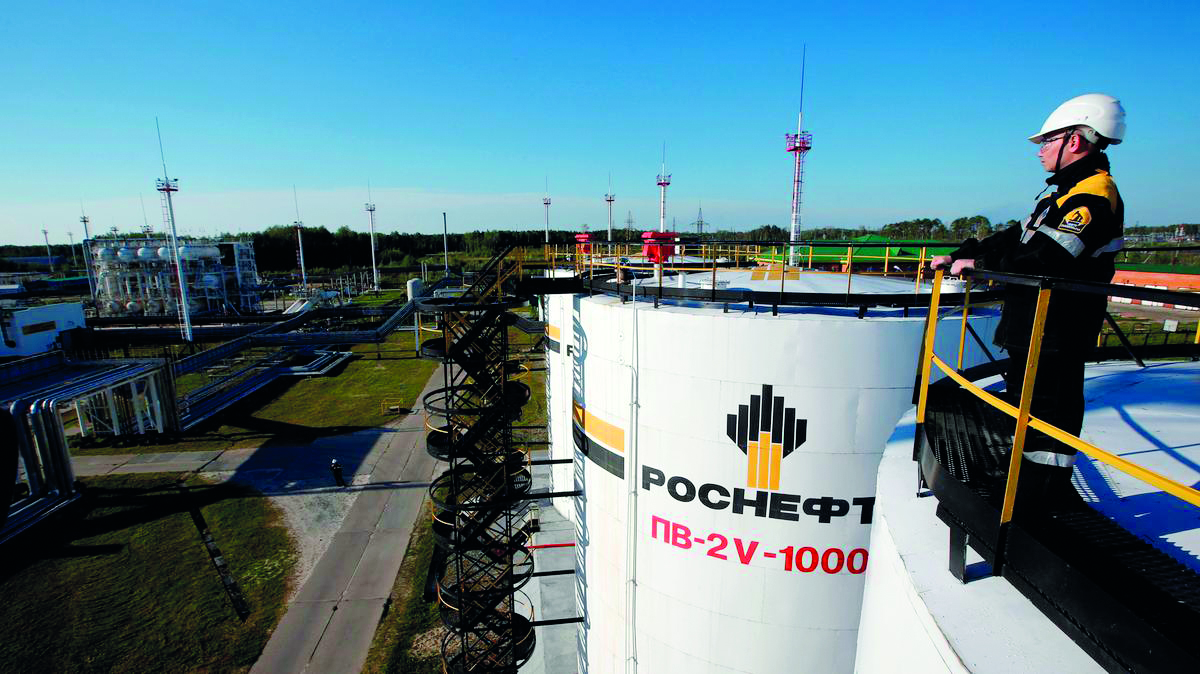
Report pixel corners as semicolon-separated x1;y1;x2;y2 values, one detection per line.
807;244;813;269
711;249;718;302
883;245;890;277
999;284;1053;527
915;246;927;293
956;279;972;371
845;245;854;295
916;269;945;428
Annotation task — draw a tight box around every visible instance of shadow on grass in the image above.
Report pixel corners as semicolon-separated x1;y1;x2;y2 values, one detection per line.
0;477;251;582
0;473;295;673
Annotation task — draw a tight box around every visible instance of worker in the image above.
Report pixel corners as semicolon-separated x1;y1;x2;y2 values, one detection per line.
330;458;346;488
931;93;1126;508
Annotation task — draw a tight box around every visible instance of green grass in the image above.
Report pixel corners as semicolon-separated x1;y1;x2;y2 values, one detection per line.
0;473;296;674
74;338;437;455
351;289;409;307
363;503;443;674
1100;317;1198;348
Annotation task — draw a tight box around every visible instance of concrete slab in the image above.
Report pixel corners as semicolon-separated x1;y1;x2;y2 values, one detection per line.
339;490;390;533
377;486;426;531
343;530;411;600
108;462;199;474
370;444;413;480
71;456;132;476
305;598;387;674
202;448;258;472
250;600;337;674
294;531;372;602
399;448;438;483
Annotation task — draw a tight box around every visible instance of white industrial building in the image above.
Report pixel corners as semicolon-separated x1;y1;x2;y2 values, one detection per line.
0;302;86;358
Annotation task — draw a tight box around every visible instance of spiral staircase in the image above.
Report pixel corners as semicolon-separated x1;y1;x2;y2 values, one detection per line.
419;246;538;673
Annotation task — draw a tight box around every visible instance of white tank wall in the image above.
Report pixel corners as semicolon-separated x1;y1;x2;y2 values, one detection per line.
546;292;999;674
545;293;577;521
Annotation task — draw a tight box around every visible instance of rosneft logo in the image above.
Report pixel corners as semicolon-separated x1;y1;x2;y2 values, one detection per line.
726;385;807;490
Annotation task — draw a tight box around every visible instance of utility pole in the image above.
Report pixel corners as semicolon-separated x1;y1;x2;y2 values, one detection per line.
365;197;379;291
42;229;53;271
80;212;97;302
543;178;552;244
442;212;450;274
156;118;193;342
605;174;615;242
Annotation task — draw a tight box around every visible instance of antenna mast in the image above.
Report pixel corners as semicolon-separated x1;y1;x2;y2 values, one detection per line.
365;182;379;291
155;118;193;342
656;144;671;233
604;173;615;242
786;45;814;266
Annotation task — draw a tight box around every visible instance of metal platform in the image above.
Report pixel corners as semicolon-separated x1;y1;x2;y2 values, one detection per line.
918;379;1200;673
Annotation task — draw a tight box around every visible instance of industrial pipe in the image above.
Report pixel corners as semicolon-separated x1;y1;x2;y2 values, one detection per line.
1;410;18;530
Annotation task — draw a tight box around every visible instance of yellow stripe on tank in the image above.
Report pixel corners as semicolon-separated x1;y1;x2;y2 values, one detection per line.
571;400;625;453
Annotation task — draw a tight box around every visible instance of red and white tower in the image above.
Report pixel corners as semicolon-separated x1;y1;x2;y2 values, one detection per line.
657;145;671;233
787;47;813;266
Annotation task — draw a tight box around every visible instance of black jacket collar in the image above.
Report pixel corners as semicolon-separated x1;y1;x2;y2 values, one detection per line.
1047;151;1110;190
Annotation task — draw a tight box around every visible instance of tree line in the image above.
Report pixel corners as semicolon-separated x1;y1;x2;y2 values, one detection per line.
2;217;1196;275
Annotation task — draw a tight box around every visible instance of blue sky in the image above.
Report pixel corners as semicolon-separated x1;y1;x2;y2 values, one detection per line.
1;1;1197;245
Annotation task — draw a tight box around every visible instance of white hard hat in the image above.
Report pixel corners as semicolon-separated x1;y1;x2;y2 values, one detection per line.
1029;93;1126;145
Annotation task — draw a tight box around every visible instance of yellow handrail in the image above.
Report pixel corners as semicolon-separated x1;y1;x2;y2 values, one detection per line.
928;354;1200;509
999;286;1051;524
915;269;945;424
956;280;972;371
918;269;1200;523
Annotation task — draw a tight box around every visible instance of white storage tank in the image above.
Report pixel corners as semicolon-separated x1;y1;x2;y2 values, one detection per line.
116;247;135;263
137;246;156;261
157;246;172;260
544;270;1000;674
96;247;115;262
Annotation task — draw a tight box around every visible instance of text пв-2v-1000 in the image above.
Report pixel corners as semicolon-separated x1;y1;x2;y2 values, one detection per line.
649;514;868;574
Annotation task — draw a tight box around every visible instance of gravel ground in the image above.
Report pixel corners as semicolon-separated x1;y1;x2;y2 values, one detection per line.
205;469;371;600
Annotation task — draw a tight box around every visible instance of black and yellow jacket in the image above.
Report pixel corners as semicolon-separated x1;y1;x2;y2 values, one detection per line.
950;152;1124;351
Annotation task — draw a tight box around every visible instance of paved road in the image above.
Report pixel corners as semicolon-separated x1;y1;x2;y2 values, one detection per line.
251;366;444;674
74;367;446;674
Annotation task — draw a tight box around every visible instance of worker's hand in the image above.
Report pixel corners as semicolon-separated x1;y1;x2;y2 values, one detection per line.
950;258;975;276
930;255;953;269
